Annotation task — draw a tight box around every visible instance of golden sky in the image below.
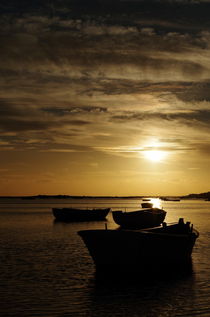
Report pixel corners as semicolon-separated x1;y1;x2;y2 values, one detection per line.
1;0;210;196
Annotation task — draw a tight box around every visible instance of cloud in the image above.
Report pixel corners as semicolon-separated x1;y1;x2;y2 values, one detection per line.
42;106;108;115
1;6;210;80
111;107;210;127
1;0;210;158
0;97;92;142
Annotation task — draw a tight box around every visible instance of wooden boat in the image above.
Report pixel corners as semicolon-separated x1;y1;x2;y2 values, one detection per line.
141;202;153;208
112;208;166;229
52;207;110;222
78;218;199;275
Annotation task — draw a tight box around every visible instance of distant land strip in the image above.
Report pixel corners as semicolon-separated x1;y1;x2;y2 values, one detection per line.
0;192;210;199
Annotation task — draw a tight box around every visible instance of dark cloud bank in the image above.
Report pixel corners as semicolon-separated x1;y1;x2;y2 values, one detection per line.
1;0;210;154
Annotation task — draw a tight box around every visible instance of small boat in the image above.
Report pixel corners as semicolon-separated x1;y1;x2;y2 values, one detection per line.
52;207;110;222
112;208;166;229
78;218;199;275
141;202;153;208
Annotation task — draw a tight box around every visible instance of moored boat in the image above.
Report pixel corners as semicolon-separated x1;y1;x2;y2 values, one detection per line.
141;202;153;208
78;218;199;275
112;208;166;229
52;207;110;222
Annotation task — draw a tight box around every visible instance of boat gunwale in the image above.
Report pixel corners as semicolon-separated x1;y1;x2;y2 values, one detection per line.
112;208;166;215
52;207;111;211
78;224;199;239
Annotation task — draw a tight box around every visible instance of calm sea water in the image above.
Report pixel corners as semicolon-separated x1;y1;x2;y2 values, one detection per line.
0;198;209;317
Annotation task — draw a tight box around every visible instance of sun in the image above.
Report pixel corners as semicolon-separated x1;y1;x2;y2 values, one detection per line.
144;150;166;162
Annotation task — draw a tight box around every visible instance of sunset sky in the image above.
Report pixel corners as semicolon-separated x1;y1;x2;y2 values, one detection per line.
1;0;210;196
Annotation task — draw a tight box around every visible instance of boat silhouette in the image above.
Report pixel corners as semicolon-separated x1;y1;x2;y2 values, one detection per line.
78;218;199;275
141;202;154;208
112;208;166;229
52;207;110;222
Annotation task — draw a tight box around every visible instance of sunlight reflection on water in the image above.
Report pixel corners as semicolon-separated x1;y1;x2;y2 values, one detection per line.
150;198;162;209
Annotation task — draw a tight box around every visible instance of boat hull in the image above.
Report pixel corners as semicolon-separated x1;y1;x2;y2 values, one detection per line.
112;208;166;229
141;202;153;208
78;223;199;275
52;208;110;222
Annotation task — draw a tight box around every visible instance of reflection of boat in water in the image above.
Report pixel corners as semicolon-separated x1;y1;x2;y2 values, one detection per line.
52;207;110;222
112;208;166;229
141;202;153;208
78;218;199;275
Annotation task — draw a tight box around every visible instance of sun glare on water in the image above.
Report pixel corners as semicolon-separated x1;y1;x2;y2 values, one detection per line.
144;150;166;162
150;198;162;208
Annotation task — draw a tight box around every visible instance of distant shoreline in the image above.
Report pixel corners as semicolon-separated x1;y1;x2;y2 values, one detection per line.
0;195;150;199
0;192;210;200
